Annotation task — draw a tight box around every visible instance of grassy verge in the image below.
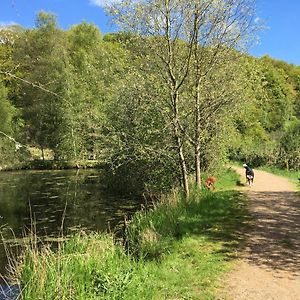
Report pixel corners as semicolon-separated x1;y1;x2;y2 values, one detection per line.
13;168;249;299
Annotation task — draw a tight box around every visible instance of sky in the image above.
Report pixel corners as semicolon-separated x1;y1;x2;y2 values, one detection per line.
1;0;300;65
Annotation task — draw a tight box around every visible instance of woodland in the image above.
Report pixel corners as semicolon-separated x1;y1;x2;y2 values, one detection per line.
0;4;299;195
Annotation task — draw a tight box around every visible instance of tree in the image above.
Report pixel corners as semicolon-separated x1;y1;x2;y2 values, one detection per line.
0;26;28;166
187;0;257;186
0;79;15;135
13;12;68;159
0;78;24;166
104;65;179;193
107;0;258;194
229;56;300;168
279;118;300;170
59;22;104;161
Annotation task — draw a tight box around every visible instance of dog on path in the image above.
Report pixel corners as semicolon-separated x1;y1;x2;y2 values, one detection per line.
204;176;217;190
243;164;254;186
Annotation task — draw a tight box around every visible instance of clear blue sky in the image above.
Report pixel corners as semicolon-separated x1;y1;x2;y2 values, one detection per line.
1;0;300;65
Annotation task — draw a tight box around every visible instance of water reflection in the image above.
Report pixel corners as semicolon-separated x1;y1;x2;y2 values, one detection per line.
0;169;144;278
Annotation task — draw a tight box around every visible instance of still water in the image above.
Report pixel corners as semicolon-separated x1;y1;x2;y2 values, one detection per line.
0;169;144;279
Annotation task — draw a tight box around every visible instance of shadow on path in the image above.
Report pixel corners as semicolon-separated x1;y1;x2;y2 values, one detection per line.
241;191;300;275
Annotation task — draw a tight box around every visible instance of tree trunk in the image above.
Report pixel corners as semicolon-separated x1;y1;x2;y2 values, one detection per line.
41;146;45;161
71;126;79;168
195;84;202;188
177;135;189;198
195;145;201;187
172;90;189;197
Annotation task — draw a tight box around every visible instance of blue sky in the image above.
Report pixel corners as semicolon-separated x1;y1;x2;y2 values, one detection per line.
1;0;300;65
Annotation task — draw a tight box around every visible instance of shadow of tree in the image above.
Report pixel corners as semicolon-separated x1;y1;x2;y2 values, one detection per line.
239;191;300;275
176;191;251;259
126;187;300;277
175;190;300;275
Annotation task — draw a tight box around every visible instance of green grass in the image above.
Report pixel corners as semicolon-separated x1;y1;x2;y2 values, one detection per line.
18;234;152;300
13;167;249;299
258;166;299;180
214;167;241;190
142;236;232;300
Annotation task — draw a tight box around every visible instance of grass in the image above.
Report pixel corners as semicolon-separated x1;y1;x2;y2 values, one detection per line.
18;234;151;300
11;167;249;299
214;167;241;190
258;166;299;180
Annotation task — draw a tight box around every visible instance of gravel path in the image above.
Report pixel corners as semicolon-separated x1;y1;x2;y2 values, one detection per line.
224;167;300;300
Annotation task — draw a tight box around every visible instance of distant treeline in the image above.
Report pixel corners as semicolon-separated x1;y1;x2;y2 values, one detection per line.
0;10;299;193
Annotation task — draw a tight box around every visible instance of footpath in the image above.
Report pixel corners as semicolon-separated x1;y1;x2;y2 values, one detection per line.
224;167;300;300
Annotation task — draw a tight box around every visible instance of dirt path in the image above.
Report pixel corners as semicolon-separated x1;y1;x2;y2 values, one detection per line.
224;167;300;300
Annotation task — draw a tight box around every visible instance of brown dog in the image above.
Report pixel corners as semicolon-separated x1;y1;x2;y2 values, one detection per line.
204;176;217;190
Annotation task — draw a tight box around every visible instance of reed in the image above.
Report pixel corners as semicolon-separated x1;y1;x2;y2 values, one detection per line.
10;167;248;299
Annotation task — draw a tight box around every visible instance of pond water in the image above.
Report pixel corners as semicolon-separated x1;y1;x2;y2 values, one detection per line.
0;169;145;280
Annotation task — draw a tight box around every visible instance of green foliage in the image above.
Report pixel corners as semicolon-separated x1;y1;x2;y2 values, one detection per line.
278;118;300;170
12;12;67;155
59;23;120;161
106;0;260;194
230;56;300;169
101;37;181;193
10;13;123;162
1;9;299;182
0;80;15;134
68;21;102;51
0;79;28;166
35;11;58;30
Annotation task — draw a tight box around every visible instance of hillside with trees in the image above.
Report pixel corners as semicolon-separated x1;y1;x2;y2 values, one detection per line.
0;9;299;194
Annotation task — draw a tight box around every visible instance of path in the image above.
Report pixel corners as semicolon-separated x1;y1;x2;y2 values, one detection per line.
224;167;300;300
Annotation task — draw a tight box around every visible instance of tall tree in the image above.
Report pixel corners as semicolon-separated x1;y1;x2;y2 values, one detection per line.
13;12;67;159
107;0;258;194
188;0;257;186
0;78;22;165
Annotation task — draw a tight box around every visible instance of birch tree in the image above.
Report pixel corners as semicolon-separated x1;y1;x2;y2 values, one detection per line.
107;0;258;193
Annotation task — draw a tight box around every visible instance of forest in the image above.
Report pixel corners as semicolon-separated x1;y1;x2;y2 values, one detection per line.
0;8;299;196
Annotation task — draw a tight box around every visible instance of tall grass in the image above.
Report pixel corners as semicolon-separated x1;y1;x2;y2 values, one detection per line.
11;167;249;299
16;234;153;300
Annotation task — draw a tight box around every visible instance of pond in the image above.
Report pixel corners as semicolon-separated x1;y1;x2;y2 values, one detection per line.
0;169;145;280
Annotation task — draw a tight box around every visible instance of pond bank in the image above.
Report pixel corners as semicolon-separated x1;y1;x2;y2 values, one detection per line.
0;168;145;283
0;159;105;171
10;168;250;299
